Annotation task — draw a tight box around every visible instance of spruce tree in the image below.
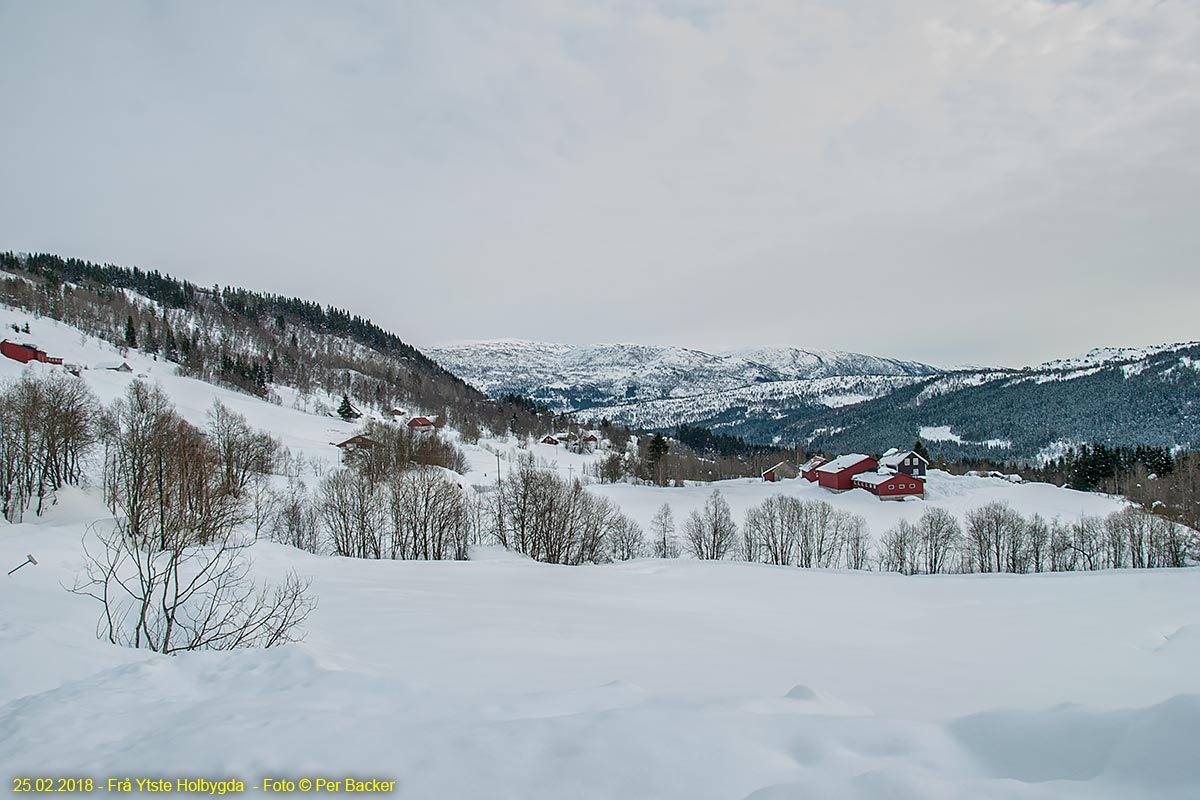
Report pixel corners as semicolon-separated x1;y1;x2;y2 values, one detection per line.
337;394;360;421
124;315;137;348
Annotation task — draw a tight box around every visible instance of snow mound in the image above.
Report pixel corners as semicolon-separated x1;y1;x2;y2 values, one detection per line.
949;695;1200;788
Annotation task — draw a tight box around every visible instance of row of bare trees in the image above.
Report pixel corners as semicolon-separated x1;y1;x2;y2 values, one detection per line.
876;501;1197;575
0;371;96;521
739;495;873;569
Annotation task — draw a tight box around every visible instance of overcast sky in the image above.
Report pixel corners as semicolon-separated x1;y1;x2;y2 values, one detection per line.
1;1;1197;368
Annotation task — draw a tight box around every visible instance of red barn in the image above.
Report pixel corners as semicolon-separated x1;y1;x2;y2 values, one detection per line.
1;340;62;365
799;456;827;482
816;454;878;492
408;416;434;432
851;471;925;500
541;435;560;445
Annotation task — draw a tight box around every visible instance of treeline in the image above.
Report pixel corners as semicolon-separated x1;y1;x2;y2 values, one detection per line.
12;252;439;371
630;494;1197;573
673;424;778;459
876;502;1195;575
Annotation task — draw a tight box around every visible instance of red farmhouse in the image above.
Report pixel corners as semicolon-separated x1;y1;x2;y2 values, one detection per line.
816;454;878;492
851;471;925;500
1;340;63;366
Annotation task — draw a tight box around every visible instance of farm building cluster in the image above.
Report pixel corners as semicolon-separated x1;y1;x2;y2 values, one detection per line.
763;448;929;501
541;431;600;446
334;412;438;460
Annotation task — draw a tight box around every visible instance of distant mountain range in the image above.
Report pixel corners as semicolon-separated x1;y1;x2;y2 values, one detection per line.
430;339;1200;461
427;340;937;409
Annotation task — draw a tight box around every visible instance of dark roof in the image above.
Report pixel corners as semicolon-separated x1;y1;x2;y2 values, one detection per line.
335;434;377;449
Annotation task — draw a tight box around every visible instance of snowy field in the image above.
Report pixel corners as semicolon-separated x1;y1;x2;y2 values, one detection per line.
3;306;1200;797
2;495;1199;799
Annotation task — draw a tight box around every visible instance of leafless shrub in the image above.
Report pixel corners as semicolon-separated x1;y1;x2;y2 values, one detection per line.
73;520;314;654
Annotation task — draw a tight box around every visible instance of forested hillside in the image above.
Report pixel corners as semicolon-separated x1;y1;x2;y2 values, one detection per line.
1;251;545;438
785;347;1200;461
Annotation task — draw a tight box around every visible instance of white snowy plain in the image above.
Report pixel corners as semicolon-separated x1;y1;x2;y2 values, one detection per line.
2;307;1200;798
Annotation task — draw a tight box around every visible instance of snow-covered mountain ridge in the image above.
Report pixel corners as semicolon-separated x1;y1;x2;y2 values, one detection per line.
427;339;939;412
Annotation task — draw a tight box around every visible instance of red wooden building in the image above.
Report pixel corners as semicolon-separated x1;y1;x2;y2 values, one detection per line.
816;454;877;492
335;434;377;452
850;471;925;500
407;416;434;432
541;435;560;445
799;456;827;482
1;340;63;365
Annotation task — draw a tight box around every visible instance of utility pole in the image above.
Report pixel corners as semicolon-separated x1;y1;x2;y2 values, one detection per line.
495;451;503;545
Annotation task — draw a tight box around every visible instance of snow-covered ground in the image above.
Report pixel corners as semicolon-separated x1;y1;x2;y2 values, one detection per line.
2;494;1198;798
3;305;1199;797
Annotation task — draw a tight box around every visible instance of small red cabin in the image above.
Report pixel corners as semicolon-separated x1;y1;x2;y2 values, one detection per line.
851;471;925;500
334;434;377;451
542;436;560;445
1;340;63;365
408;416;434;431
816;454;878;492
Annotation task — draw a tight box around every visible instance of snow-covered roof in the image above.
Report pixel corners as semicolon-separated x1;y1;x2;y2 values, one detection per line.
816;454;872;474
799;456;826;472
851;472;895;487
762;461;794;476
881;447;900;458
853;471;923;487
880;450;928;468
